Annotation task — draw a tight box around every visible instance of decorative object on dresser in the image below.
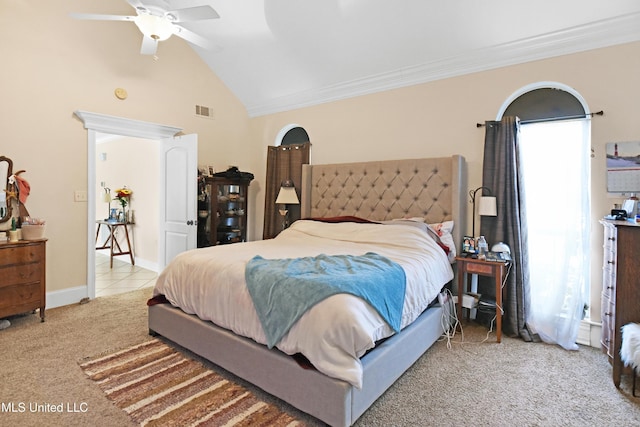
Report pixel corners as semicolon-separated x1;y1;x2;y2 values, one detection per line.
599;219;640;388
0;239;47;322
198;167;253;247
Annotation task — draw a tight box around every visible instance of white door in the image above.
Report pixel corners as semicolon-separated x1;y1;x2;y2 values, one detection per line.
159;134;198;269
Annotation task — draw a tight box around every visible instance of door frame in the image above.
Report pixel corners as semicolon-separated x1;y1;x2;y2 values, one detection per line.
74;111;182;299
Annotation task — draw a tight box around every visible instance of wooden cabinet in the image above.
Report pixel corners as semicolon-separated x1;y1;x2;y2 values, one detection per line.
0;239;47;322
600;220;640;387
199;177;251;247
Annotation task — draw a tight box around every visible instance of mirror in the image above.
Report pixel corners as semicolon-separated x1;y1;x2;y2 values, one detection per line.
0;156;13;223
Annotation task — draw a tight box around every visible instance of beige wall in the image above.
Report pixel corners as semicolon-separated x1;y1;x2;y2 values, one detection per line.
0;0;250;297
249;42;640;323
2;0;639;323
95;136;159;269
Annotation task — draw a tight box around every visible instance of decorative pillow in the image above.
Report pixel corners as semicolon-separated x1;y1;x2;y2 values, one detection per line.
308;216;379;224
428;221;456;262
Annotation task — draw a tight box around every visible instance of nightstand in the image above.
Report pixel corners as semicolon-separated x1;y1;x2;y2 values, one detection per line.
455;256;507;342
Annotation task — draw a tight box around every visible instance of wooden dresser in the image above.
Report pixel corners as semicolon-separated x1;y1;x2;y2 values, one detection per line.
0;238;47;322
600;220;640;387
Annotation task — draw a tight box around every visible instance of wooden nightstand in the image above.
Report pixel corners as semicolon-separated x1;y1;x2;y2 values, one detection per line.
455;256;507;342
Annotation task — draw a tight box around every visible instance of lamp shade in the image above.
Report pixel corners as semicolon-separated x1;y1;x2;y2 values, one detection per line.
275;186;299;205
134;14;174;41
478;196;497;216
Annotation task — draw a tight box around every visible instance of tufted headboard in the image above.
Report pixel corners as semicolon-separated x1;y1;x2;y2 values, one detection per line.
301;156;467;254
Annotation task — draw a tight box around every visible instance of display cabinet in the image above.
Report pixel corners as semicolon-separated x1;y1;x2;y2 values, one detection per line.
199;176;251;247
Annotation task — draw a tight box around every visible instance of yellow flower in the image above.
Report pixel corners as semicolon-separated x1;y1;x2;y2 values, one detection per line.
114;187;132;208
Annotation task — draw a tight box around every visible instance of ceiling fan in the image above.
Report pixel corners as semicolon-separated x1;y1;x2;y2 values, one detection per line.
71;0;219;56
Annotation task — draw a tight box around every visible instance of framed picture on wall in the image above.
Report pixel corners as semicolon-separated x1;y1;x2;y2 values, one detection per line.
606;141;640;193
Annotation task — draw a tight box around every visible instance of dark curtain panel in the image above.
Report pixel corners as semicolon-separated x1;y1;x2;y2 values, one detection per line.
262;143;310;239
481;116;534;341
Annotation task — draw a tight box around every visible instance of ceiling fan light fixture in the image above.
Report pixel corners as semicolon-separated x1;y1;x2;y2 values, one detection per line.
134;14;173;41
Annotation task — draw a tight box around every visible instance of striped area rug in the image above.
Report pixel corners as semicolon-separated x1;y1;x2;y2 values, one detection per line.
79;339;303;427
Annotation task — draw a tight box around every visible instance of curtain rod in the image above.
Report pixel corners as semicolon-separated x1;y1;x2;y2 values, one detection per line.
476;110;604;128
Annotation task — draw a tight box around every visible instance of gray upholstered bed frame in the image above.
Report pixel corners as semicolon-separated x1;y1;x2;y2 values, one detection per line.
148;155;467;426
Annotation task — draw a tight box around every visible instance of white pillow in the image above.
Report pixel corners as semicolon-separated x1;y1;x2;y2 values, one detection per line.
428;221;456;262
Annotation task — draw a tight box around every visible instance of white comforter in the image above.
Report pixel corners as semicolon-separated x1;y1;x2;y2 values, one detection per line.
153;219;453;388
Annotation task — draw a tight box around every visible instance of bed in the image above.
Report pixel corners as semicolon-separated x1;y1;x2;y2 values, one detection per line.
148;155;467;426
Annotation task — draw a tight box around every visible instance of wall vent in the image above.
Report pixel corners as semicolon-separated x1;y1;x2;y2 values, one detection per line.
195;105;214;119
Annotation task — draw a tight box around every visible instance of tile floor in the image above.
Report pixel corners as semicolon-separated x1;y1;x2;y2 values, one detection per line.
95;252;158;297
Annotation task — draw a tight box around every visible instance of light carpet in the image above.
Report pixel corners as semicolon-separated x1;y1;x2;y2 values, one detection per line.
79;338;303;427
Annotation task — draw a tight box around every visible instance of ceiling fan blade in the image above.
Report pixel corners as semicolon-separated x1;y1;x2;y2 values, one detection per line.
166;6;219;22
126;0;147;13
140;35;158;55
70;13;135;21
171;25;213;49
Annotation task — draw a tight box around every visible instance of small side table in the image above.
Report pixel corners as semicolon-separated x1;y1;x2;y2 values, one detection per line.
95;220;135;268
455;256;507;343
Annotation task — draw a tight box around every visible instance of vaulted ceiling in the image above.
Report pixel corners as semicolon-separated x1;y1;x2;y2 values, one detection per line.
85;1;640;117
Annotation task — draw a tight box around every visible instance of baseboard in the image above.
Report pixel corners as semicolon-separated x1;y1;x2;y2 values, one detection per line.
46;285;88;310
577;318;602;349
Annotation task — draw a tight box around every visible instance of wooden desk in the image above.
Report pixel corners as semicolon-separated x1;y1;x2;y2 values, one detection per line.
455;256;507;343
96;220;134;268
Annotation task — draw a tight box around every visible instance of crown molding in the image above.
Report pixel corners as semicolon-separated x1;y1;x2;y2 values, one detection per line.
247;12;640;117
74;111;182;139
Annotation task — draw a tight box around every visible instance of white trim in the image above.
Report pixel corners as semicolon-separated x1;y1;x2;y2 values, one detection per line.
246;13;640;117
74;111;182;139
273;123;302;147
73;111;182;302
496;81;591;120
46;286;89;310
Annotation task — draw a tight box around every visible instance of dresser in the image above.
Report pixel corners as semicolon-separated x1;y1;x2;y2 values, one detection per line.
600;220;640;387
0;239;47;322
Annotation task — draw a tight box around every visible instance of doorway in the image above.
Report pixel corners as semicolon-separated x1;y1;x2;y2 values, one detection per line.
75;111;196;300
94;134;159;297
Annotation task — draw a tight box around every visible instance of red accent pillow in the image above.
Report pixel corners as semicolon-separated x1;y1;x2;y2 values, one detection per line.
307;216;379;224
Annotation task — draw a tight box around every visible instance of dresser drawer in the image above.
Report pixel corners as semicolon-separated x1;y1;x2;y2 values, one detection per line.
601;293;615;358
0;263;43;288
603;225;617;252
601;262;616;300
0;282;42;310
0;243;45;268
464;262;496;275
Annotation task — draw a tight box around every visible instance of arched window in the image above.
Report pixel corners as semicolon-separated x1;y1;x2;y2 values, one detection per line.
281;127;310;146
264;125;311;239
274;124;309;146
499;83;591;349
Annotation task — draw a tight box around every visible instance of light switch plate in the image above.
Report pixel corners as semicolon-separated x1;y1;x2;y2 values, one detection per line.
74;190;87;202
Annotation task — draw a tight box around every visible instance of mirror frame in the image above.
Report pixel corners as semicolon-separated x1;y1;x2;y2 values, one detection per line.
0;155;13;223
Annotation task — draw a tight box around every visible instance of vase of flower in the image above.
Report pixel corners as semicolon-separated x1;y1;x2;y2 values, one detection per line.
114;187;133;223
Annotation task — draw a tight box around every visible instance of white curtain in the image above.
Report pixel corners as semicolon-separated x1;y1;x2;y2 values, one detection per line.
520;119;590;350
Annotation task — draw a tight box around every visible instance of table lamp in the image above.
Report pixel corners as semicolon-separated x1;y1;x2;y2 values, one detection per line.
275;180;299;230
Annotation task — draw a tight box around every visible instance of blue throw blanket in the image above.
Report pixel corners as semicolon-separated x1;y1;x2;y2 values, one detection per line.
245;252;406;348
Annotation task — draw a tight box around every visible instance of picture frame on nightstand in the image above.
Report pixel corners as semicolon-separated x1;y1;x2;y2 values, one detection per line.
462;235;476;254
